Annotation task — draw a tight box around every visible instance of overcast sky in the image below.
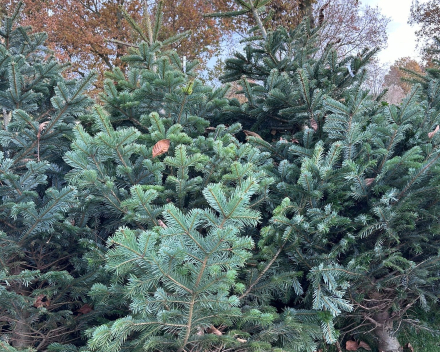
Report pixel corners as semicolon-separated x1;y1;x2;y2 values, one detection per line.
363;0;425;65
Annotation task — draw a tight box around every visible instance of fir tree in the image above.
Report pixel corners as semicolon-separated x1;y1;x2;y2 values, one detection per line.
62;6;320;352
210;2;440;351
65;3;273;241
0;3;100;350
208;1;377;141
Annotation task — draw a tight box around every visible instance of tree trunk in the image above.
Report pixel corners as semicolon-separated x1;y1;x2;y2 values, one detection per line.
374;312;402;352
11;278;32;349
12;315;31;349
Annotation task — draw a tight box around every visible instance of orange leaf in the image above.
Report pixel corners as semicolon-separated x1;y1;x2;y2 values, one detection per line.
428;125;439;139
152;139;170;158
243;130;263;139
346;340;359;351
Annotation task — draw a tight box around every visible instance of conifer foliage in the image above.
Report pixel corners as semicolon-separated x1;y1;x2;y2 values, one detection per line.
62;7;289;352
0;3;98;350
2;1;440;352
209;1;377;141
210;2;440;351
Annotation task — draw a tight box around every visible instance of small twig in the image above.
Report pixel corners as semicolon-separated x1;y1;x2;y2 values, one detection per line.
105;38;137;48
362;314;383;328
335;340;343;352
249;0;267;39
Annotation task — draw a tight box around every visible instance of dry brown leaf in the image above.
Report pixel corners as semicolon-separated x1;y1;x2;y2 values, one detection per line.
243;130;263;139
158;220;167;229
428;125;439;139
318;9;325;26
38;121;49;139
365;178;375;186
346;340;359;351
34;294;50;308
318;2;330;26
77;304;93;315
152;139;170;158
37;121;50;161
310;118;318;131
358;341;371;350
207;325;222;336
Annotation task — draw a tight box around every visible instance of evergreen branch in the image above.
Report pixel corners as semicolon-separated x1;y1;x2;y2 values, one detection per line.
177;95;188;124
397;153;440;201
180;257;208;350
9;61;20;108
163;208;204;252
240;231;290;300
206;188;228;219
162;30;192;47
119;5;150;44
152;1;163;43
10;73;97;164
94;105;113;136
18;187;76;244
10;1;24;26
105;38;137;48
297;69;311;108
133;187;159;227
376;128;399;176
236;0;252;9
249;0;267;39
204;10;249;18
400;85;421;115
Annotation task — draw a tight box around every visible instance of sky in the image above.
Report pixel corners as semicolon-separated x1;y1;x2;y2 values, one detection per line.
363;0;425;65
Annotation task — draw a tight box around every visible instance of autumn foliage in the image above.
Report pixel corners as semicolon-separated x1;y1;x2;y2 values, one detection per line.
14;0;241;80
384;57;424;94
